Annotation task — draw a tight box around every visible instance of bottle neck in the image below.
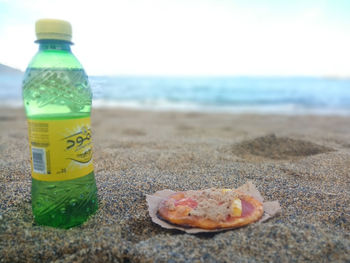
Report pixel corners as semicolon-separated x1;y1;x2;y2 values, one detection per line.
37;40;72;52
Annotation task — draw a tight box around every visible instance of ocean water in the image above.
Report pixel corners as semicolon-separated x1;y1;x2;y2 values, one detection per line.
1;74;350;115
91;76;350;115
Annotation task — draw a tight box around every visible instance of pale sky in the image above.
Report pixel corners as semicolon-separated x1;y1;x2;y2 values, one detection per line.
0;0;350;76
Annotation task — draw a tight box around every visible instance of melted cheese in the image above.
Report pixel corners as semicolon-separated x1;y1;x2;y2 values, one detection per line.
185;188;242;221
231;197;242;217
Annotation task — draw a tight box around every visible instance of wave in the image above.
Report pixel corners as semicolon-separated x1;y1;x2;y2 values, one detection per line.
92;99;350;115
3;98;350;115
0;99;23;108
3;76;350;115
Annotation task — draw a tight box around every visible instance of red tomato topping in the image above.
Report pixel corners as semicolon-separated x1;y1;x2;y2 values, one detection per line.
241;200;254;217
175;198;198;208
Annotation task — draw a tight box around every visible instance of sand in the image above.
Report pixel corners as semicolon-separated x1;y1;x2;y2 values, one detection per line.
0;107;349;262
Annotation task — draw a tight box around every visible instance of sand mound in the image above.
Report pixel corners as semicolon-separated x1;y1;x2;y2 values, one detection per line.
232;134;333;160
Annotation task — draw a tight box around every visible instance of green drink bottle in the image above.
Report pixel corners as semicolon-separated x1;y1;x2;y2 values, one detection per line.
22;19;98;228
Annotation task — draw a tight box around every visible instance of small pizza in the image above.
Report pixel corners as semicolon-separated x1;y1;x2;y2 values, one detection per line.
157;188;263;230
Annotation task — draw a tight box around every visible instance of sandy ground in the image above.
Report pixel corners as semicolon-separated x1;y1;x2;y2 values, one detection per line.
0;107;349;262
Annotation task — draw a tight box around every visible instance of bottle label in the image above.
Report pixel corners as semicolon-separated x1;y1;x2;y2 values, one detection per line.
28;117;94;181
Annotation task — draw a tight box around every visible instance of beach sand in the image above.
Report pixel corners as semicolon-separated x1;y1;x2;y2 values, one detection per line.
0;107;349;262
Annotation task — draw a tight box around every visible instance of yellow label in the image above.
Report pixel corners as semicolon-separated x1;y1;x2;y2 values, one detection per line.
28;117;94;181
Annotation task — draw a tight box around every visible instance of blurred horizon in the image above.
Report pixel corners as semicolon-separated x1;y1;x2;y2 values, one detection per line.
2;63;350;116
0;0;350;77
0;63;349;79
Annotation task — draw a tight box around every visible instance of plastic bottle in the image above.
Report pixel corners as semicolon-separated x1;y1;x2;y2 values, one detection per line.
22;19;98;228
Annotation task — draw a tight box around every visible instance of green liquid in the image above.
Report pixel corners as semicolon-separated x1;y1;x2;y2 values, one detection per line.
23;41;98;228
32;172;98;228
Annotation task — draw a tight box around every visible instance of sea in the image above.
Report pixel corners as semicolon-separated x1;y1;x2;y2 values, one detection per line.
2;74;350;115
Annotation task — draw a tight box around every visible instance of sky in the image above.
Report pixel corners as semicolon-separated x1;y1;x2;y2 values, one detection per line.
0;0;350;76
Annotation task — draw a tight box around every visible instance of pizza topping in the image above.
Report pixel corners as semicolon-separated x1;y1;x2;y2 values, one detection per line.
231;197;242;217
175;198;198;208
172;188;242;222
164;199;176;211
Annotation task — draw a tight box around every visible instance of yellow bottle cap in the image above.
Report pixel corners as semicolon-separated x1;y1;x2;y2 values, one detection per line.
35;19;72;42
